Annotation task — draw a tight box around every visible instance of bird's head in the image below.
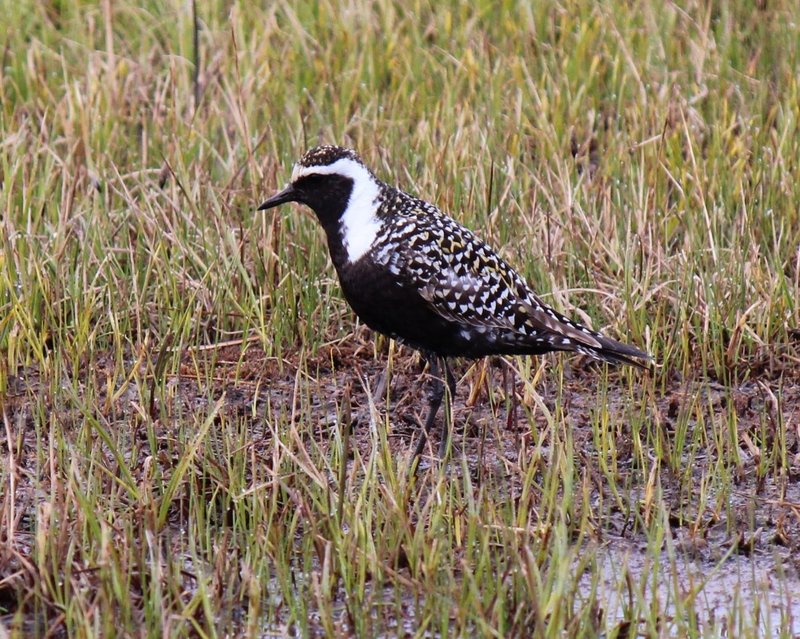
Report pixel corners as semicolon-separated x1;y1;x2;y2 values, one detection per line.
258;146;379;226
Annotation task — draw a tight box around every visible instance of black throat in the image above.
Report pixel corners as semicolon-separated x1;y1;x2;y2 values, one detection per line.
294;174;352;229
294;173;356;269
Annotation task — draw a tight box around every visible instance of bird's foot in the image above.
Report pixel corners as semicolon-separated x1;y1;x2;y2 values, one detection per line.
407;413;458;471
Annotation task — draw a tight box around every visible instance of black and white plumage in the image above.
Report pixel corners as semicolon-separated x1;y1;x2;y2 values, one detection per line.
259;145;650;459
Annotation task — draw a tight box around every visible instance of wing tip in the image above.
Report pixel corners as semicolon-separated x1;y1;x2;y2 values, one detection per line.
579;342;655;371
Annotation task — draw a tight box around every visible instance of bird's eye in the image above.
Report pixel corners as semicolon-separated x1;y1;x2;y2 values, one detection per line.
295;174;324;190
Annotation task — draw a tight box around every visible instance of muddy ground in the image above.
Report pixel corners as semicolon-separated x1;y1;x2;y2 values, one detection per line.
2;334;800;633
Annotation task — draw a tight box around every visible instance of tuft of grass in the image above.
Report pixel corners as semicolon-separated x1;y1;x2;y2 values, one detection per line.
1;0;800;637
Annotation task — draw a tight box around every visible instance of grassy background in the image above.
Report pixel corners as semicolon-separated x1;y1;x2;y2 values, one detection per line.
1;0;800;637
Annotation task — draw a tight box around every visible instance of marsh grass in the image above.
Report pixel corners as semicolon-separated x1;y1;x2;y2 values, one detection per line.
2;0;800;637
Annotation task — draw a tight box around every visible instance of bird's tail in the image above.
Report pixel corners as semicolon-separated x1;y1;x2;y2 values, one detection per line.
516;298;652;369
574;335;653;370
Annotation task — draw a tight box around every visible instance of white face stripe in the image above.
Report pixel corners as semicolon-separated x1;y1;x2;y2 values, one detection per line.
292;157;383;264
291;157;372;182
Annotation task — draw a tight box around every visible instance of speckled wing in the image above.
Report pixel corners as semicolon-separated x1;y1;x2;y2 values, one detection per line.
372;199;604;350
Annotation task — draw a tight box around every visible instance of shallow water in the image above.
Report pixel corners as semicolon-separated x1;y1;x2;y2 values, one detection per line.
580;537;800;636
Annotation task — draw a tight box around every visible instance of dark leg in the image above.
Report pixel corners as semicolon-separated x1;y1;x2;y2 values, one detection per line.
437;359;457;457
411;355;445;461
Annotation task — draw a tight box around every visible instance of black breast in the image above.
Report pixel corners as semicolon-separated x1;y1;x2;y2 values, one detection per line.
334;257;509;357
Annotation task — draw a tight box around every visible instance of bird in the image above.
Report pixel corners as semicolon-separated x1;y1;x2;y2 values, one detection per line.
258;145;650;461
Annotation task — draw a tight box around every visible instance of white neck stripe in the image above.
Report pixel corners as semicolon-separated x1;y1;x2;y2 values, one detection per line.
292;158;383;264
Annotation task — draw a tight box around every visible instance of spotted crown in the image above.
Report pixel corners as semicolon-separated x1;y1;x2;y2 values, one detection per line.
297;145;367;170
